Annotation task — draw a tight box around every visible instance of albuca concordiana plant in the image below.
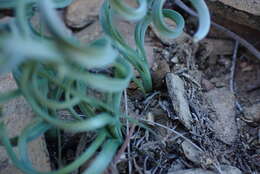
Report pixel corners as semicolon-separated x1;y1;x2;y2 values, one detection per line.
0;0;210;173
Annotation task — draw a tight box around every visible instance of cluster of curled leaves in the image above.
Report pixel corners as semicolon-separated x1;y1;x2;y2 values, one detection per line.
0;0;210;173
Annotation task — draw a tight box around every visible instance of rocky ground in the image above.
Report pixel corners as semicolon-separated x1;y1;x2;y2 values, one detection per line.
0;0;260;174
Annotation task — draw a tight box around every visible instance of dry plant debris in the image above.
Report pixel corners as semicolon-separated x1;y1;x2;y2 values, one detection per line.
1;0;260;174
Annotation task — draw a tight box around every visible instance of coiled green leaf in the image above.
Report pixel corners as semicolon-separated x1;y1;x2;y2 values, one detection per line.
0;121;109;174
0;0;211;173
152;0;185;39
100;0;152;92
188;0;211;42
0;0;74;9
83;139;120;174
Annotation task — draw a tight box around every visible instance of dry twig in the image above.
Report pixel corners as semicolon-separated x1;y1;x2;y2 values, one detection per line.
229;42;244;111
114;124;136;163
138;118;203;152
230;41;239;92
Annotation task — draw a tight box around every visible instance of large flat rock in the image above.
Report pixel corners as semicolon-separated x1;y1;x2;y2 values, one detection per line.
217;0;260;16
206;87;238;145
65;0;104;28
0;74;50;173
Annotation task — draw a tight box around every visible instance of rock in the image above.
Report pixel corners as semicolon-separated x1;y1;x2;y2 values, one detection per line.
197;39;233;70
65;0;103;28
169;169;215;174
201;39;234;56
181;140;214;167
251;154;260;167
208;55;218;66
152;59;170;89
0;74;50;173
162;50;170;59
209;77;227;88
207;1;260;31
217;0;260;16
217;56;231;69
69;0;139;31
206;88;238;144
31;12;72;37
166;73;193;129
75;21;102;43
167;160;186;172
181;141;203;165
171;56;179;64
220;165;242;174
243;103;260;124
201;78;215;91
0;16;12;23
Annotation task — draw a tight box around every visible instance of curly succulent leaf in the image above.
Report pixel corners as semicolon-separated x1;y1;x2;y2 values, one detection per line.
54;59;133;92
22;96;116;132
15;0;33;37
135;15;152;60
83;139;120;174
18;119;52;165
151;0;185;39
0;0;74;9
0;121;108;174
0;0;17;9
39;0;119;69
0;0;212;173
0;35;62;74
188;0;211;42
100;0;152;92
52;0;75;8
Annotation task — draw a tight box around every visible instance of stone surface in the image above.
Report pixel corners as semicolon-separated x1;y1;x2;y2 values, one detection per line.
201;39;234;56
206;88;238;144
0;74;50;173
166;73;193;129
76;21;103;43
152;59;170;89
220;165;242;174
217;0;260;16
65;0;104;28
251;154;260;167
169;169;215;174
243;103;260;123
31;12;72;37
201;78;215;91
181;141;202;165
171;166;242;174
207;1;260;31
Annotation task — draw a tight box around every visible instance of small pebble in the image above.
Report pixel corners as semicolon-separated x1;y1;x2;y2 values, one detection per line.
162;50;170;59
169;169;215;174
220;165;242;174
181;141;202;165
201;78;215;91
171;56;179;64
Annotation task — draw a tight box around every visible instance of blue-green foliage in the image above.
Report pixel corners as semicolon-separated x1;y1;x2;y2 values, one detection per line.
0;0;210;173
